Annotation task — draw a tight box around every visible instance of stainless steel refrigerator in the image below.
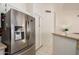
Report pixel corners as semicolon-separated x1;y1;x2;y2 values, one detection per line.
1;9;35;55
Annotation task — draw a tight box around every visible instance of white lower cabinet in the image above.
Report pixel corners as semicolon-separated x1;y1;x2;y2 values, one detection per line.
53;35;77;55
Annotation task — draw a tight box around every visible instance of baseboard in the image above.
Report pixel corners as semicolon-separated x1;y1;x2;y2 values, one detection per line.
36;45;43;51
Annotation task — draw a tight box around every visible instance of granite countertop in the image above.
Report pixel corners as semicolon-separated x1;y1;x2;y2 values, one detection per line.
52;33;79;41
0;43;7;50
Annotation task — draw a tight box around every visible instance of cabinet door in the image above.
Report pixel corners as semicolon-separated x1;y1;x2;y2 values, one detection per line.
53;35;77;55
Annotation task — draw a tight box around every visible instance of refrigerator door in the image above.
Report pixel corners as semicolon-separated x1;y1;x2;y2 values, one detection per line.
26;15;35;46
10;9;27;54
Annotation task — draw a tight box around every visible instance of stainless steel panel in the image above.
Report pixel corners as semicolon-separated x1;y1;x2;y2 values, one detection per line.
26;15;35;46
13;44;35;55
1;9;35;55
10;9;27;54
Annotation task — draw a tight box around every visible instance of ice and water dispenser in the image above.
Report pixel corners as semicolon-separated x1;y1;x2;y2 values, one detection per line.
14;26;24;41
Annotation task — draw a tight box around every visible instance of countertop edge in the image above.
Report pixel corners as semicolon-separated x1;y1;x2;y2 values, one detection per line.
52;33;79;41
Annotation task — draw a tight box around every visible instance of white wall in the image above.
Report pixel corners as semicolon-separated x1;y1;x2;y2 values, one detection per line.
34;3;79;54
63;4;79;33
33;3;54;54
26;3;33;15
55;3;79;34
7;3;33;16
33;4;43;50
53;4;64;33
0;3;33;16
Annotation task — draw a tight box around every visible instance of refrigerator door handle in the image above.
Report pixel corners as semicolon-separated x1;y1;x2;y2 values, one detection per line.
26;32;30;40
26;21;30;40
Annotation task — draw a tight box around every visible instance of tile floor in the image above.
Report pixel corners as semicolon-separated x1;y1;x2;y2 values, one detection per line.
36;45;53;55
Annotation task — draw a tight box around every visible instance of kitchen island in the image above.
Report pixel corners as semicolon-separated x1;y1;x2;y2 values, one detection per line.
52;33;79;55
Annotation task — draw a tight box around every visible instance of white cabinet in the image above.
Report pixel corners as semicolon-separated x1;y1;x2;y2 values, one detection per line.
53;35;77;55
